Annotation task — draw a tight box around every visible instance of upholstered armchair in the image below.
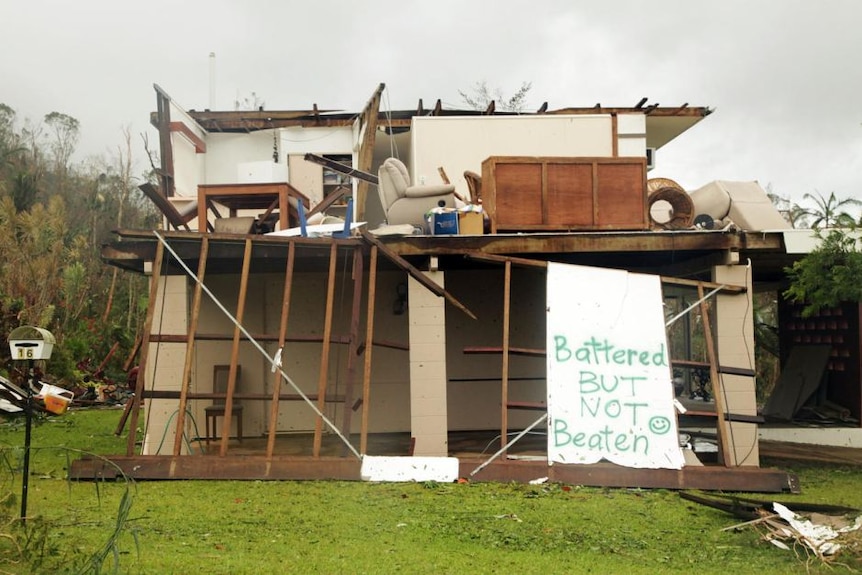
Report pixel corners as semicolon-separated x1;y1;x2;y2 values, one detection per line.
377;158;455;228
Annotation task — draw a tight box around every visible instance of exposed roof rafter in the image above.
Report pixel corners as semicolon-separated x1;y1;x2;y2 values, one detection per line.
183;87;711;134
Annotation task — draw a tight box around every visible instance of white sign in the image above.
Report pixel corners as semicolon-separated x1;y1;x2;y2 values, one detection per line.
546;263;684;469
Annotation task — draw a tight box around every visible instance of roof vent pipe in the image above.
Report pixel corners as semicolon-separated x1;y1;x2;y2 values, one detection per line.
209;52;216;110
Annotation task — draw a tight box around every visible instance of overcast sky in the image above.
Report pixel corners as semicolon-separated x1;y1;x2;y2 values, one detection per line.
3;0;861;205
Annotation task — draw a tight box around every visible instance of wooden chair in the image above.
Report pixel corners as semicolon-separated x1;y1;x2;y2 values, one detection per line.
463;171;482;205
204;365;243;444
139;183;217;232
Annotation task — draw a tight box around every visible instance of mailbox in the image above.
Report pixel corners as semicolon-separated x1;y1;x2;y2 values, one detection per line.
8;326;55;361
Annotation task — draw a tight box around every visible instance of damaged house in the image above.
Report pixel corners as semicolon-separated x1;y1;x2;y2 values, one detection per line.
79;83;820;492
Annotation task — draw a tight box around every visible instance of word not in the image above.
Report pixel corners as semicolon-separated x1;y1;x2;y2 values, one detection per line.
554;335;667;367
579;395;649;423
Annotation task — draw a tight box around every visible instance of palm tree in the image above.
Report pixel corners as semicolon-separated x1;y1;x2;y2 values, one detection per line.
799;191;861;229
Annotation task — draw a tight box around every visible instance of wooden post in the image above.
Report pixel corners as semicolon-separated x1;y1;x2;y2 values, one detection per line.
501;261;512;452
218;239;253;456
340;247;364;456
313;243;339;457
126;240;165;456
698;283;735;466
266;241;296;459
355;83;384;220
173;238;209;455
360;246;378;455
359;229;476;320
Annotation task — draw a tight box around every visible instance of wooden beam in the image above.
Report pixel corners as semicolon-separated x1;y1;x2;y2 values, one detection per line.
143;390;345;402
183;104;712;133
464;346;546;357
501;260;511;452
359;229;477;320
303;153;378;185
359;245;378;455
155;86;176;197
169;121;206;153
149;333;406;350
126;240;164;456
699;283;735;466
356;83;384;220
218;239;252;457
683;410;765;424
465;253;548;268
660;276;745;294
68;454;794;491
267;241;295;459
173;238;209;456
340;247;364;455
313;243;339;457
672;359;755;378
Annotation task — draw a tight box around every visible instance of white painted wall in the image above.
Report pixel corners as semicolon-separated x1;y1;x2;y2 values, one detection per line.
410;115;617;200
169;100;206;200
616;113;647;157
280;126;353;155
203;131;279;184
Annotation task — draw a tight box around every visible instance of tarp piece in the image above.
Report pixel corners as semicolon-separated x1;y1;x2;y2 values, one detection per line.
689;180;791;231
762;345;831;420
546;263;685;469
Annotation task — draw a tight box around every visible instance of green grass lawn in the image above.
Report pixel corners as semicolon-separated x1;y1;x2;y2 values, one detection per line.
0;408;860;574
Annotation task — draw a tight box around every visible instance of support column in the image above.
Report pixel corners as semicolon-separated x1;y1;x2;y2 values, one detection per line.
143;275;190;455
712;264;759;466
407;271;448;456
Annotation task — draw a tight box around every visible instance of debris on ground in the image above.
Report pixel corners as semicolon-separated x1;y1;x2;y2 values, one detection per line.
760;502;862;557
682;491;862;566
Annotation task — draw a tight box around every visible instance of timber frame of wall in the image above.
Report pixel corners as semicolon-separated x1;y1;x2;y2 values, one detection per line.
74;229;799;492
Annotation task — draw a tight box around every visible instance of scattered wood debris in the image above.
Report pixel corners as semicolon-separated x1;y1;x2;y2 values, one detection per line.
682;491;862;566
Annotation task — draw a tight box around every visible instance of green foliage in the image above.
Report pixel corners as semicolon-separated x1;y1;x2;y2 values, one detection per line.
799;191;862;229
0;409;136;573
0;104;151;382
784;229;862;317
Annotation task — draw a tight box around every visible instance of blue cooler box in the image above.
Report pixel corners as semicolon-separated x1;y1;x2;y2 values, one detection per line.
427;211;459;235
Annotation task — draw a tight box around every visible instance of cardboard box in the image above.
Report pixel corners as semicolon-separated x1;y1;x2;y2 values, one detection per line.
458;211;484;235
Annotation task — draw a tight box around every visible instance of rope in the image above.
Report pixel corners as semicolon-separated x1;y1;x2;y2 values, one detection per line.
152;231;361;459
469;413;548;478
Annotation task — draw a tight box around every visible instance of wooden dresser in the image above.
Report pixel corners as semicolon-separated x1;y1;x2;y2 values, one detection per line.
481;156;649;233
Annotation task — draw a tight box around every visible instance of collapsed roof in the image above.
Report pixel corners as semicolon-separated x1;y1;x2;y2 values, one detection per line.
168;85;710;151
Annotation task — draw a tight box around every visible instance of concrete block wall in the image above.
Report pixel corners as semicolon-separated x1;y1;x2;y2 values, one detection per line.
143;275;190;455
408;271;448;456
713;264;759;466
